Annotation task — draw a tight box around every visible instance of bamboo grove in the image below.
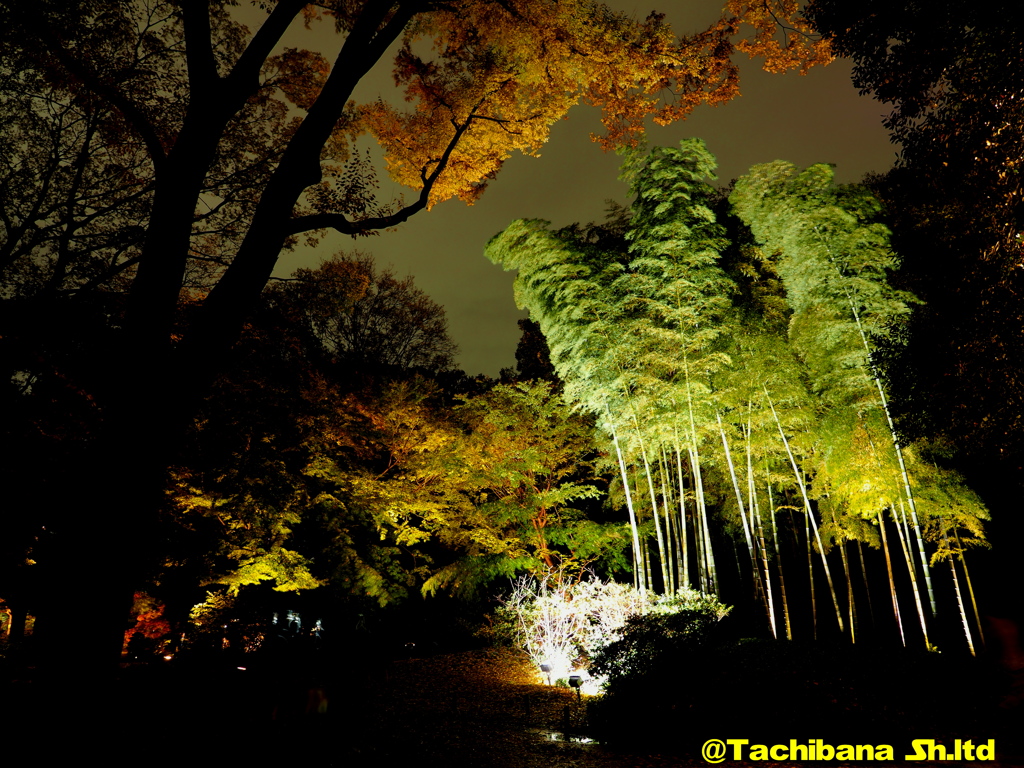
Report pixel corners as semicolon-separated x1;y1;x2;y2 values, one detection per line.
486;139;990;653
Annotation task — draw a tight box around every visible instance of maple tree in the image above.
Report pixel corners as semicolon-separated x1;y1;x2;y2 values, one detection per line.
430;381;622;593
158;283;616;637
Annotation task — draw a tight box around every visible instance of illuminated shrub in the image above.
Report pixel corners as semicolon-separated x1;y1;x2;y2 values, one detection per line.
491;574;728;688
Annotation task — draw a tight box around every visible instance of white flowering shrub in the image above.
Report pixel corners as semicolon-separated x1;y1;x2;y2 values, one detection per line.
492;574;728;690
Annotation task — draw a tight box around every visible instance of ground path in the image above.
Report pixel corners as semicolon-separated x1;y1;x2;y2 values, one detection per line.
360;646;690;767
3;645;1021;767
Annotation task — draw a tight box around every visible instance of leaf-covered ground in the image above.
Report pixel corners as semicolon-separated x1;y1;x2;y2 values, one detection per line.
3;645;1021;766
358;646;687;767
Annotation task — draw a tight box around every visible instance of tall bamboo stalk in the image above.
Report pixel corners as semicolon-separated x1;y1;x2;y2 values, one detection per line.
745;411;774;638
747;424;777;639
658;449;677;595
863;423;922;647
691;459;708;593
878;510;906;647
606;405;646;599
764;388;844;634
690;443;718;596
717;412;762;598
633;418;669;594
674;438;691;590
893;500;930;648
825;507;856;643
684;359;717;596
956;536;985;650
834;262;937;620
857;541;876;629
766;476;792;640
947;547;976;656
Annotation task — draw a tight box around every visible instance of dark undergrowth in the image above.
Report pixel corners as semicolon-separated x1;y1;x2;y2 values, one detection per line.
588;617;1022;762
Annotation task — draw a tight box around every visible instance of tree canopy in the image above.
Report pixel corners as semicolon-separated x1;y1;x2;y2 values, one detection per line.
805;0;1024;455
805;2;1024;617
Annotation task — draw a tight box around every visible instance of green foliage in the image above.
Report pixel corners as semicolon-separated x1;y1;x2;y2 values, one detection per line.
730;161;916;405
490;139;991;647
589;597;730;685
729;162;989;549
486;140;737;597
423;380;619;595
622;138;735;373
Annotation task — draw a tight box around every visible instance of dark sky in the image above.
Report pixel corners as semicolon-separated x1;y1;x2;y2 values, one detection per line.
267;1;898;377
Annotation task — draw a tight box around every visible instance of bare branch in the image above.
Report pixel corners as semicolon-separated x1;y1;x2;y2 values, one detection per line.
286;100;480;236
31;26;168;169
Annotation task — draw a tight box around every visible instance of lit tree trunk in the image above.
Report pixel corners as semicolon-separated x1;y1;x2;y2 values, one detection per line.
857;541;876;630
840;274;938;620
691;445;718;597
691;460;709;592
956;538;985;650
659;448;679;595
717;413;762;599
634;418;669;594
747;420;777;639
684;360;717;596
807;501;817;640
945;544;976;656
640;535;653;595
840;538;856;643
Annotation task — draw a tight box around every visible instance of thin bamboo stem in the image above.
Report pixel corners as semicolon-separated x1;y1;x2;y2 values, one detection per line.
674;439;690;590
764;388;844;634
766;476;792;640
878;509;906;647
606;406;645;599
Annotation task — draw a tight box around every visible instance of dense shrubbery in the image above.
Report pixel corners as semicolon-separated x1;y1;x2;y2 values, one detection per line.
589;603;728;685
589;625;1007;755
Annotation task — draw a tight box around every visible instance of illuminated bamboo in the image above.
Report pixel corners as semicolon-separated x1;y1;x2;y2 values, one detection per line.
765;388;844;634
606;406;646;599
823;238;938;621
948;549;976;656
717;412;761;596
878;510;906;646
955;537;985;650
674;436;691;590
747;418;777;639
894;500;930;648
766;476;792;640
633;417;670;594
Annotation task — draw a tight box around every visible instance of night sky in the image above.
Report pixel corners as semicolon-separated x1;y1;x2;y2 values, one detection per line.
267;1;899;376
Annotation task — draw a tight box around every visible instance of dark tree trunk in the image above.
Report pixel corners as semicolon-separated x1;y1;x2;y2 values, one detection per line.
25;0;420;673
